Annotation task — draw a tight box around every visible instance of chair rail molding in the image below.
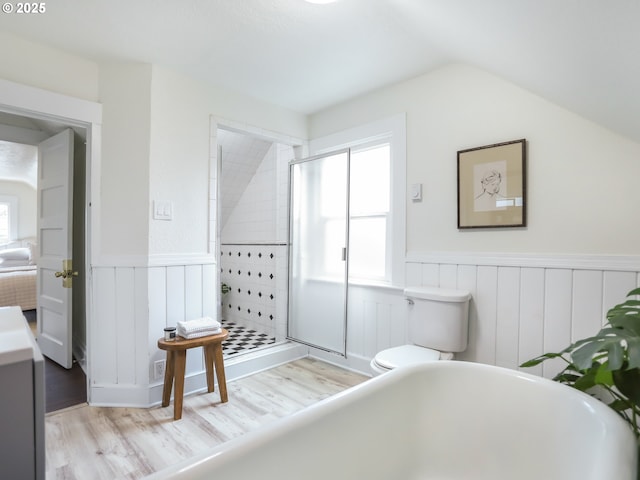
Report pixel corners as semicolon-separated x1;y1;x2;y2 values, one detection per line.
406;251;640;272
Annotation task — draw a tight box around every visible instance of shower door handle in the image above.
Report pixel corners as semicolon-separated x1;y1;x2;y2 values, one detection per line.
342;247;347;261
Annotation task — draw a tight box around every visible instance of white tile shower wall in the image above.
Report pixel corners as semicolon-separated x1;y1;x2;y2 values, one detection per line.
220;244;286;340
218;130;273;230
222;143;277;243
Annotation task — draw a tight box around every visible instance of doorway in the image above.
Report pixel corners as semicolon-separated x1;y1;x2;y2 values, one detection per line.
215;124;296;357
0;110;88;411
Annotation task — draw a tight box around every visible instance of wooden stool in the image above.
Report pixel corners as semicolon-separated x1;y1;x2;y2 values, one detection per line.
157;329;229;420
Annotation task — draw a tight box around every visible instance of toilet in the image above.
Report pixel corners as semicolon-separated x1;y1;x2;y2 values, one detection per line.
370;286;471;375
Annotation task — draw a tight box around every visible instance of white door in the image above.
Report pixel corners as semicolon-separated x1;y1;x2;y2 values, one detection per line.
36;129;74;369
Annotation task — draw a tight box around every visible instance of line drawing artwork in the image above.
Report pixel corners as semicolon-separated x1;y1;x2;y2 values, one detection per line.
474;160;507;212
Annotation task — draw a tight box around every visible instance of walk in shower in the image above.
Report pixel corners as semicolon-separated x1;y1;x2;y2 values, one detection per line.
216;127;293;357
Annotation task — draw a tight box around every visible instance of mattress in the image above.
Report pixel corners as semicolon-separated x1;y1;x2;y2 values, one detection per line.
0;265;37;311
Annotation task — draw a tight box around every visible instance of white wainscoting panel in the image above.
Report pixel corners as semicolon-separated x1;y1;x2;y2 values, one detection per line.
89;251;640;405
406;253;640;379
90;257;305;407
310;284;406;375
90;259;218;406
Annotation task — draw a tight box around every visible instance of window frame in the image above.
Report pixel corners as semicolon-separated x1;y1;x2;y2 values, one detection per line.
309;114;406;286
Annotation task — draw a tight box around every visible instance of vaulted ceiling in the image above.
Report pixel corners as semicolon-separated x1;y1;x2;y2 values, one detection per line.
0;0;638;143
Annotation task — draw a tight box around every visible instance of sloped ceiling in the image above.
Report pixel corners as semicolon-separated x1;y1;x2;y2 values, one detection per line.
218;128;273;230
0;0;638;144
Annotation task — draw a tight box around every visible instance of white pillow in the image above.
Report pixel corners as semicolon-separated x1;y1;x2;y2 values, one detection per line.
27;243;38;265
0;248;30;261
0;259;30;267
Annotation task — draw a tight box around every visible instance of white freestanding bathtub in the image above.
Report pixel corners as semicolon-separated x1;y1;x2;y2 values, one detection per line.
147;361;637;480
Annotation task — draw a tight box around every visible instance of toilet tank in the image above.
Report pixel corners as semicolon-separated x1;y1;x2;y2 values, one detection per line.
404;286;471;352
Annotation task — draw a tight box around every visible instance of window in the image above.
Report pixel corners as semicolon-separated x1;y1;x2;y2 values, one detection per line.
309;114;406;285
0;196;18;245
0;203;9;242
348;143;390;281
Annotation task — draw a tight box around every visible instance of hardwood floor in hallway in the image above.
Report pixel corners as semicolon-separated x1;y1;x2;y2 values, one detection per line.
44;358;369;479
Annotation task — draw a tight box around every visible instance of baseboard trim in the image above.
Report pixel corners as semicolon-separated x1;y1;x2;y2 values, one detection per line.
90;342;309;408
89;385;152;408
307;348;372;377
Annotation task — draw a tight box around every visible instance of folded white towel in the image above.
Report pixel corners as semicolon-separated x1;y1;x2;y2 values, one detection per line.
178;327;222;340
177;317;221;334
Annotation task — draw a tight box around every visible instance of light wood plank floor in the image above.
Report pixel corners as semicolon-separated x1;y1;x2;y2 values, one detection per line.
45;358;369;479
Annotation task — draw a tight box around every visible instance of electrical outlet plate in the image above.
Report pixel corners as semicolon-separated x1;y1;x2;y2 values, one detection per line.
154;359;166;379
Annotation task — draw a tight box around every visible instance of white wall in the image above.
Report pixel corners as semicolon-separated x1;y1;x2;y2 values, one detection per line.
148;65;306;256
98;62;152;258
0;180;36;239
310;64;640;256
0;32;99;102
6;35;640;402
93;66;308;404
307;64;640;378
0;37;310;406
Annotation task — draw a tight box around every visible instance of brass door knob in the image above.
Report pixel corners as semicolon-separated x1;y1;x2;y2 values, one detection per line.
55;260;78;288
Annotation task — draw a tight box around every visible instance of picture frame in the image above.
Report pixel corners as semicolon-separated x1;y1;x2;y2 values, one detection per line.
457;138;526;229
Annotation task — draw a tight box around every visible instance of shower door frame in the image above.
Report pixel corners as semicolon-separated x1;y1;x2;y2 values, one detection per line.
287;148;351;357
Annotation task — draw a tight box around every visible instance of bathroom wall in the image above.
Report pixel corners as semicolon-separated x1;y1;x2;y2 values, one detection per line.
0;32;99;103
309;63;640;256
148;65;307;257
89;69;307;405
7;31;638;400
307;63;640;377
0;180;36;240
406;253;640;379
0;35;309;406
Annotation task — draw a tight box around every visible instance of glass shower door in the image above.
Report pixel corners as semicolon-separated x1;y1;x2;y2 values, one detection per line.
288;150;349;355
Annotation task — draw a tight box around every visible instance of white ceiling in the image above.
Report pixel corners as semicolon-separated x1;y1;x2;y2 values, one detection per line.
0;0;638;144
0;140;37;187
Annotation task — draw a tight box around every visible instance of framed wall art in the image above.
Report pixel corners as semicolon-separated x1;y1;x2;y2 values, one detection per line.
457;138;526;229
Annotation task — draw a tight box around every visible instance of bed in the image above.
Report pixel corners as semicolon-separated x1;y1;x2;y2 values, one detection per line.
0;245;37;311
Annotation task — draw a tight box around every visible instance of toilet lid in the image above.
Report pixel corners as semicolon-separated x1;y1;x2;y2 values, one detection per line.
374;345;441;370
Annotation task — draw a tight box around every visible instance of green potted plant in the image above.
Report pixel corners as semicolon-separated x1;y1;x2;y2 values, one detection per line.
521;288;640;476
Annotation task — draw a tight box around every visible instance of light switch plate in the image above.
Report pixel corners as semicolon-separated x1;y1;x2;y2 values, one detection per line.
153;200;173;220
411;183;422;201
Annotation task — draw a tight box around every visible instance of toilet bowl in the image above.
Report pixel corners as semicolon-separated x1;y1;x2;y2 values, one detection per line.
370;286;470;376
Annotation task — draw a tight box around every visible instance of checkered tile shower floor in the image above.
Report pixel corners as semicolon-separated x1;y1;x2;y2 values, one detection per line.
221;320;276;357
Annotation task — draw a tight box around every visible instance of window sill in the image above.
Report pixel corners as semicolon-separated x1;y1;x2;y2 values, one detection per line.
348;278;403;293
302;276;403;294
